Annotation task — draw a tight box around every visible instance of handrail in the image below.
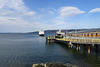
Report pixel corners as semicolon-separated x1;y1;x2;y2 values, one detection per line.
56;37;100;44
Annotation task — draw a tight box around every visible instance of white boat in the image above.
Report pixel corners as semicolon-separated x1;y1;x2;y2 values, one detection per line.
56;29;65;35
39;30;44;36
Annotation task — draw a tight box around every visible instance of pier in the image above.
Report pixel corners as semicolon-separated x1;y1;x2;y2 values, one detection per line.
46;34;100;54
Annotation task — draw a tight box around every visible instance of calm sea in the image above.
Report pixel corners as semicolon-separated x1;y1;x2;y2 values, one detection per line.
0;33;100;67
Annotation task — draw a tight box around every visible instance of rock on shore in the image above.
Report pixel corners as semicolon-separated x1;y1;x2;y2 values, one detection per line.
32;63;79;67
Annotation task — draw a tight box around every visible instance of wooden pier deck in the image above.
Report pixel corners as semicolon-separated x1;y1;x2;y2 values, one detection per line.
46;35;100;44
46;35;100;54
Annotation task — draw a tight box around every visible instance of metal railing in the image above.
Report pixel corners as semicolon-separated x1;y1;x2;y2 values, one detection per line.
56;37;100;44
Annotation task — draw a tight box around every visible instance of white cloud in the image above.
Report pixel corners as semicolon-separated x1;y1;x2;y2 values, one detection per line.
0;17;43;32
89;8;100;13
0;0;37;32
0;0;27;11
51;6;85;29
23;11;35;16
0;0;36;17
0;16;60;32
39;8;56;15
54;20;65;25
0;0;89;32
58;6;85;17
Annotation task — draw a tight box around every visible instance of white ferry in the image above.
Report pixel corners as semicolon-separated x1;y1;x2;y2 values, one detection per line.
56;29;65;35
39;30;44;36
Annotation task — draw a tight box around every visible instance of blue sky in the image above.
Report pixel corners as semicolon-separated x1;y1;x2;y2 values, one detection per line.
0;0;100;32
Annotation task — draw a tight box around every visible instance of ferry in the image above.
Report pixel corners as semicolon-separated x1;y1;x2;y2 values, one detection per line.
56;29;65;35
56;29;65;38
39;30;44;36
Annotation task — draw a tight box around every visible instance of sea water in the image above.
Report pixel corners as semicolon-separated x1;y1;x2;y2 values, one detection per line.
0;33;100;67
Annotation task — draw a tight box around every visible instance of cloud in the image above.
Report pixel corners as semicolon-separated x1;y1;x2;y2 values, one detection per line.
0;0;37;32
58;6;85;17
0;10;35;18
0;17;44;32
51;6;85;29
39;8;57;15
0;0;36;17
89;8;100;13
0;0;27;11
54;20;65;26
0;0;90;32
0;16;60;32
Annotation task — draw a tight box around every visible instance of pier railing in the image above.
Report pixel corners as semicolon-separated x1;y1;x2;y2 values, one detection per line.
56;37;100;44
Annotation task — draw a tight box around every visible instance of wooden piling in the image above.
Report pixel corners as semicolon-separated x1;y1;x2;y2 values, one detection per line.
88;45;90;54
76;44;80;51
76;44;78;50
68;41;73;48
92;44;94;47
78;45;80;51
45;37;48;43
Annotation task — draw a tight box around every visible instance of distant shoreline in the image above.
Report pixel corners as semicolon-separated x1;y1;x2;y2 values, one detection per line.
0;28;100;34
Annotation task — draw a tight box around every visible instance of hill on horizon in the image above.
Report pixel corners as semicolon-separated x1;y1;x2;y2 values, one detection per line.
29;28;100;34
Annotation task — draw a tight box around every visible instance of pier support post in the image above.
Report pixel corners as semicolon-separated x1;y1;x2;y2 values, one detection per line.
78;45;80;51
76;44;80;51
95;45;98;54
68;41;73;48
48;40;50;42
92;44;94;47
70;44;73;48
88;45;90;54
45;37;48;43
76;44;78;50
68;44;70;47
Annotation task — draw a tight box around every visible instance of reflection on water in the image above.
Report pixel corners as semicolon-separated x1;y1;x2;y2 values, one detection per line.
0;33;100;67
46;42;100;67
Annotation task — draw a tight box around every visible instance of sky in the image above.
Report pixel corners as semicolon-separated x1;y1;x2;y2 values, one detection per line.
0;0;100;33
